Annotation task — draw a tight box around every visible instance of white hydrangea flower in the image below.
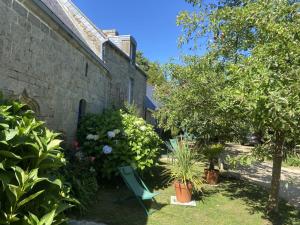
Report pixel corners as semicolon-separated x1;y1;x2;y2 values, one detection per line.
107;131;115;139
140;125;147;131
86;134;94;140
93;135;99;140
103;145;112;154
87;134;99;141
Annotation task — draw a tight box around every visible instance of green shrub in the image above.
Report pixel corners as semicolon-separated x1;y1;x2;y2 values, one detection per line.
60;155;98;213
202;144;224;170
0;99;75;224
77;109;162;178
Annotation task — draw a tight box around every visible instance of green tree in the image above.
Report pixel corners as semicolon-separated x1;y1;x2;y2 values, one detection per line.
155;55;233;143
177;0;300;213
136;51;165;86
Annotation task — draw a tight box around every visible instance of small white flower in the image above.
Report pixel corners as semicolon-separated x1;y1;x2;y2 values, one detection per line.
86;134;94;140
103;145;112;154
140;125;146;131
107;131;115;139
89;167;96;173
93;135;99;140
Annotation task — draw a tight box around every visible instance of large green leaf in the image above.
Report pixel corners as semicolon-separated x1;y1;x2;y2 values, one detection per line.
24;212;39;225
0;123;9;129
38;209;56;225
17;190;45;208
5;129;18;141
47;139;62;151
13;166;26;186
0;151;21;160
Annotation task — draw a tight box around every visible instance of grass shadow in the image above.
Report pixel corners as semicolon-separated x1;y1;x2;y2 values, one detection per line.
143;161;173;191
216;176;300;225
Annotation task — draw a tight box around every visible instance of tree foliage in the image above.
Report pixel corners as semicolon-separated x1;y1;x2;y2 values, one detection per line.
158;0;300;213
136;51;166;86
155;55;238;143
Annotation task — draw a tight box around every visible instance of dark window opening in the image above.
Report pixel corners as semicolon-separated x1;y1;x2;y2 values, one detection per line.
85;62;89;77
77;99;87;128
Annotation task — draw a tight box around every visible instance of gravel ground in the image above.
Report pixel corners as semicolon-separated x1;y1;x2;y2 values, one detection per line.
226;144;300;209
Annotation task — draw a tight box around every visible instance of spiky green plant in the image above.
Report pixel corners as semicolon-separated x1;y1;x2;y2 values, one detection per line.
168;144;202;191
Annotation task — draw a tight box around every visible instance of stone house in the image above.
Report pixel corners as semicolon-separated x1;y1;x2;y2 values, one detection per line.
0;0;147;144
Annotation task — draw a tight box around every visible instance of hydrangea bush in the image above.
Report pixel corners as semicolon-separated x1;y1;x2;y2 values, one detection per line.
77;109;162;178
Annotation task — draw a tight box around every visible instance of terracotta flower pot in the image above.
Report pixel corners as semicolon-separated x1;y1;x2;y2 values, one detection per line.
203;168;208;179
174;181;193;203
206;169;219;185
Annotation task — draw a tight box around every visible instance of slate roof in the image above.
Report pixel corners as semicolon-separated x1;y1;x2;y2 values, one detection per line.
41;0;87;45
145;85;160;110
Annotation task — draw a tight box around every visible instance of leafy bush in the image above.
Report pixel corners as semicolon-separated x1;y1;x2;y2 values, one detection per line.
77;109;162;178
60;154;98;213
0;99;74;224
202;144;224;170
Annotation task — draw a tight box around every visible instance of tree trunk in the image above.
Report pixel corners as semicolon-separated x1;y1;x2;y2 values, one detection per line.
267;135;284;213
209;159;214;171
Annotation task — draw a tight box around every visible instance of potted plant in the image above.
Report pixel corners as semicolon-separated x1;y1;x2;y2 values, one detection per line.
202;144;224;185
168;144;202;203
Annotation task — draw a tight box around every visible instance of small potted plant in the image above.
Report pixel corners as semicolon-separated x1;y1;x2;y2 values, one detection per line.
203;144;224;185
168;144;202;203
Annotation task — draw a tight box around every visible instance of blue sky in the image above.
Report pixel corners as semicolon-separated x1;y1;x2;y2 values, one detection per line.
72;0;205;64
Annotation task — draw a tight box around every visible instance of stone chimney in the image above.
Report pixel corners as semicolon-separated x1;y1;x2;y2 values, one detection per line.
102;29;119;37
103;29;137;63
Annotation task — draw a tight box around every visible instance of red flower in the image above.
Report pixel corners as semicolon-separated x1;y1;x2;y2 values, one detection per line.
89;156;96;162
73;140;80;150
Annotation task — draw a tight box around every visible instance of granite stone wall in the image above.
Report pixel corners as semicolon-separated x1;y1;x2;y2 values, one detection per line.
0;0;147;144
0;0;111;143
103;42;147;116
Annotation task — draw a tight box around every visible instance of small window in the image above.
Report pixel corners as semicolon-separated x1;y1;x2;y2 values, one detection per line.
85;62;89;77
77;99;87;128
128;78;134;104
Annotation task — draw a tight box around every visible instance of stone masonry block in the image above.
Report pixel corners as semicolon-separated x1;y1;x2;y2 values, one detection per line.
40;22;49;34
1;0;12;8
13;1;28;18
28;12;40;28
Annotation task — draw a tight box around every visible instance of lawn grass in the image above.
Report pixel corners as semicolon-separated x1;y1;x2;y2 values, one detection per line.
70;162;300;225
